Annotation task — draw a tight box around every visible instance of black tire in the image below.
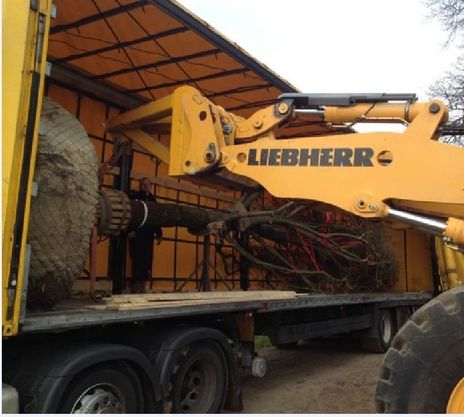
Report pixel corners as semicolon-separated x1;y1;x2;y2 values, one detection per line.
361;309;396;353
164;341;228;413
376;286;464;413
58;364;142;413
27;97;98;309
395;306;413;330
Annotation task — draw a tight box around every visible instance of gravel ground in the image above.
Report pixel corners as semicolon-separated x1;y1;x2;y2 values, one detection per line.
241;342;385;413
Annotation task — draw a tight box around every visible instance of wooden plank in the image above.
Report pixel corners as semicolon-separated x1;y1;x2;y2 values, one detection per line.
83;304;109;311
82;301;207;311
103;290;297;304
102;295;297;311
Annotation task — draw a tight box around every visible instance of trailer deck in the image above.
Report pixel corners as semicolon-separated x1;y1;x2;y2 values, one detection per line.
20;291;433;333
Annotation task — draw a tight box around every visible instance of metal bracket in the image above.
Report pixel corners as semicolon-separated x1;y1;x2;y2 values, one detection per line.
39;121;46;135
19;244;32;324
45;61;52;77
31;181;39;197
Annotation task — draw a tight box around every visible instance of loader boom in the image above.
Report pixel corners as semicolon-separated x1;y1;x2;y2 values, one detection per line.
106;86;464;247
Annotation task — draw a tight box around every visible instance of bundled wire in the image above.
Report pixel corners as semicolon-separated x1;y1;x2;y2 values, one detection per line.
216;200;397;294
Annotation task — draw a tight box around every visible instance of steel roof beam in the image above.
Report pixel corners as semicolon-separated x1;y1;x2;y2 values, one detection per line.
126;67;251;93
54;26;190;63
50;0;148;34
94;48;221;79
49;63;145;109
227;99;278;112
149;0;298;93
206;83;273;99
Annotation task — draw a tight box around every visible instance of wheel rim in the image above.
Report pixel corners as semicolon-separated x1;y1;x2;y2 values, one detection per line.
380;313;392;345
447;377;464;413
178;358;217;412
70;383;126;414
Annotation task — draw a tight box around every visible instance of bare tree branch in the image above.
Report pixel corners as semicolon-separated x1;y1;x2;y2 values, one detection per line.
424;0;464;145
424;0;464;45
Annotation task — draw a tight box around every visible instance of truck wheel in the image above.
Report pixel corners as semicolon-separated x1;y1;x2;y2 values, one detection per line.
395;306;413;330
165;341;228;413
59;365;142;413
27;97;98;309
361;309;395;353
376;286;464;413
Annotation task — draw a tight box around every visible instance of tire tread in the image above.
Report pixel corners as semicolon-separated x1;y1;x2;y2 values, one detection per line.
376;287;464;413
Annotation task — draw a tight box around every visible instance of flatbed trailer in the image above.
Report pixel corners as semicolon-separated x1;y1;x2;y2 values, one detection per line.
3;290;433;413
21;291;431;334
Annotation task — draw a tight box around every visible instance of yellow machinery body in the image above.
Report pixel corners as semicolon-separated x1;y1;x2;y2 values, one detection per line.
2;0;52;336
106;86;464;247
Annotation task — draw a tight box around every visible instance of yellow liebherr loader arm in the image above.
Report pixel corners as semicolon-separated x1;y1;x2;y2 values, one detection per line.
106;85;464;248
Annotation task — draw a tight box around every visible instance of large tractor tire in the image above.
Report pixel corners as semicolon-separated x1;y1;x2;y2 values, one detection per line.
376;286;464;413
27;97;98;309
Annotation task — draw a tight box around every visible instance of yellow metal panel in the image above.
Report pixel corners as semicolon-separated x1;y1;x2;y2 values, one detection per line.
2;1;29;227
2;0;31;274
105;94;174;131
384;227;407;292
405;230;434;292
108;86;462;229
153;241;175;278
224;133;464;221
2;0;52;336
435;238;464;289
176;242;198;278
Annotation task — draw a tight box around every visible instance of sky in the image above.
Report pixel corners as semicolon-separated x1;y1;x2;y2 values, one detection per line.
178;0;460;101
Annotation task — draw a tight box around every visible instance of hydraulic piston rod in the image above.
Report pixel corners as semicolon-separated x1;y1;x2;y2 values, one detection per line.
387;208;447;235
387;208;464;247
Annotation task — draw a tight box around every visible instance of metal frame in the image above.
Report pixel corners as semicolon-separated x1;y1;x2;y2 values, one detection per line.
47;0;299;115
54;26;190;64
49;64;144;109
50;0;147;34
93;49;222;80
149;0;298;93
49;0;298;96
125;68;251;94
21;292;433;333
